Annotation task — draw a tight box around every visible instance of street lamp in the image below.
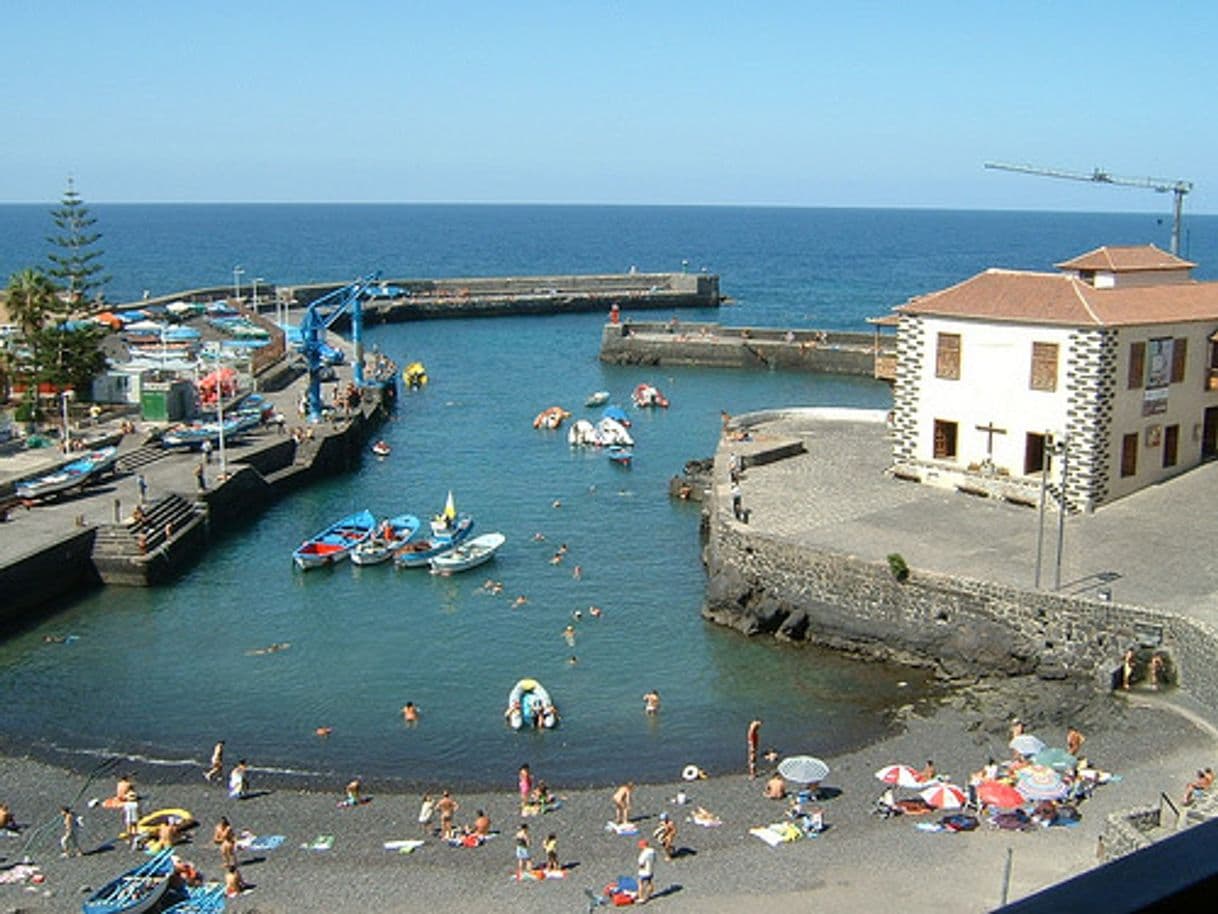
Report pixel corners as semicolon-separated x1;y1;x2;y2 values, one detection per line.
252;277;264;312
232;265;244;301
60;391;71;453
1033;432;1070;590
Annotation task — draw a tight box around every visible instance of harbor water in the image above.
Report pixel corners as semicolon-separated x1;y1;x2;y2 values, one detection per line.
1;205;1214;788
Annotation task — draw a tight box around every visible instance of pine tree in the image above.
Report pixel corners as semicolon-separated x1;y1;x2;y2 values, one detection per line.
46;177;109;312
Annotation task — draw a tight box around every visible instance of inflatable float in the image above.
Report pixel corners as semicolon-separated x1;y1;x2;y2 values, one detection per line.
532;406;571;430
506;678;558;729
632;383;669;408
403;361;428;388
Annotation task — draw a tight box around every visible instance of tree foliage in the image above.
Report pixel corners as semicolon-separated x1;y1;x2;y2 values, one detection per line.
46;177;109;311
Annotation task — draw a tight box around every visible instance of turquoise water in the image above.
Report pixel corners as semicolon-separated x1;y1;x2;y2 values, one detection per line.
1;205;1213;787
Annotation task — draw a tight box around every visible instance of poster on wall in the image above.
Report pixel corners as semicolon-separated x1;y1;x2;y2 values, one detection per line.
1143;387;1168;416
1147;338;1173;389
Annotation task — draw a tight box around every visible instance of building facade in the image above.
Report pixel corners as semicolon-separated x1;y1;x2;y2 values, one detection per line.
891;245;1218;511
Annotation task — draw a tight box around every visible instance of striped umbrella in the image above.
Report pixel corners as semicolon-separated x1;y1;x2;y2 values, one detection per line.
920;782;967;810
875;764;924;788
1016;765;1068;802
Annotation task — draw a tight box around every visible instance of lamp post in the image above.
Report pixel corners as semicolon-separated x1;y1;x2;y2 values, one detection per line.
252;277;263;312
60;391;71;453
232;265;244;301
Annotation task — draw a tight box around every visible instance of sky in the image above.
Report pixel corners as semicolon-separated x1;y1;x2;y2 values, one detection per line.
3;0;1216;212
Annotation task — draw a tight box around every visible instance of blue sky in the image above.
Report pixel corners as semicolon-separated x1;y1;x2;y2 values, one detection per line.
3;0;1215;211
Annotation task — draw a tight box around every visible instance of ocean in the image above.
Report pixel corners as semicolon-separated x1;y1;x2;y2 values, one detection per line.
0;205;1212;788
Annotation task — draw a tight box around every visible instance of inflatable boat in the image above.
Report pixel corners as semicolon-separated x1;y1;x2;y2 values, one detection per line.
506;678;558;729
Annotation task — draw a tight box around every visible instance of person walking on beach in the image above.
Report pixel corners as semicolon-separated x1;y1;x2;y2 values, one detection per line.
518;764;534;814
654;812;677;860
121;789;141;850
436;789;458;839
747;719;762;778
60;806;82;857
637;837;657;903
515;823;532;879
613;782;634;825
205;740;225;783
417;794;435;835
214;816;237;869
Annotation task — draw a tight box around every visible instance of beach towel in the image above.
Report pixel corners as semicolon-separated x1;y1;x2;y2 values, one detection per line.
605;821;639;836
749;822;801;846
0;864;39;884
384;839;426;854
301;834;335;850
690;812;722;827
236;833;285;851
515;867;567;881
915;822;945;832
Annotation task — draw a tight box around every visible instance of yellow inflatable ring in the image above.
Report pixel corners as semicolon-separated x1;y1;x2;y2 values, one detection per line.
518;678;539;691
136;807;195;834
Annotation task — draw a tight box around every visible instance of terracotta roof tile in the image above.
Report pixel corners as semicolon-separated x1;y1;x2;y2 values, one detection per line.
1055;244;1196;272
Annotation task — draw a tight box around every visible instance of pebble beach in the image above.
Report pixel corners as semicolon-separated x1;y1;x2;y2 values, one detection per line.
2;680;1212;914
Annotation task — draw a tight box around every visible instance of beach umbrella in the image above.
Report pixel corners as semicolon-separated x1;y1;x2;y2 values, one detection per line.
1009;734;1046;758
977;780;1025;809
919;782;967;810
778;756;830;785
1015;765;1068;802
1032;747;1077;772
875;764;924;788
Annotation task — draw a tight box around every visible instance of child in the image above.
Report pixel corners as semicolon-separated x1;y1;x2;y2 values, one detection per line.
343;778;362;806
417;794;435;835
224;864;249;897
60;806;82;857
544;832;560;872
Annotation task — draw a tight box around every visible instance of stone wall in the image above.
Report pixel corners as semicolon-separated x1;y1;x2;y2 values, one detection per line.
0;529;98;631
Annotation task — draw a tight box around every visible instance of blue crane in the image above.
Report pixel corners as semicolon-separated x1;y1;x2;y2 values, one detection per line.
299;272;379;422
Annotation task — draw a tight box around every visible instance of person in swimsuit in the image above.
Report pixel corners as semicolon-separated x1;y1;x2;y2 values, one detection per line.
747;719;762;778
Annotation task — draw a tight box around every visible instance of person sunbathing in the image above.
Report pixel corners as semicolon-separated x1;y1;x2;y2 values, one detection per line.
763;774;787;799
1184;767;1214;805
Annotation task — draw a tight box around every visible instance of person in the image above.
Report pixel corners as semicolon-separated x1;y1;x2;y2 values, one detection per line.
730;481;743;520
563;624;576;646
1184;767;1214;805
1121;648;1136;690
544;832;560;872
747;719;762;778
1149;653;1166;689
436;789;458;839
201;439;213;464
224;863;249;898
214;816;237;869
473;809;492;836
917;760;937;783
417;794;435;835
1066;727;1085;757
205;740;225;783
515;823;531;879
612;782;634;825
643;689;661;715
0;803;17;833
60;806;82;857
137;473;147;503
121;789;141;849
402;702;419;724
1009;718;1025;741
343;778;362;806
229;760;249;799
195;462;206;491
637;837;657;903
572;564;582;580
115;774;135;804
518;765;533;813
764;773;787;799
654;812;677;860
155;818;179;850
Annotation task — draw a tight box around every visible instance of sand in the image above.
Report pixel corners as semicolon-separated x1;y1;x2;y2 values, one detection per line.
2;682;1213;914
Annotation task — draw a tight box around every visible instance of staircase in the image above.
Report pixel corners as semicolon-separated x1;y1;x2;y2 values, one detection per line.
91;494;208;585
116;443;174;473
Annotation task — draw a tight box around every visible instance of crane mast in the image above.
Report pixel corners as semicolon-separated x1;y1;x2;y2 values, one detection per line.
984;161;1193;255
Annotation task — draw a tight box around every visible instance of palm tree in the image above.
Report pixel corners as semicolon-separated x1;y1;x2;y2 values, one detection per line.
5;268;58;339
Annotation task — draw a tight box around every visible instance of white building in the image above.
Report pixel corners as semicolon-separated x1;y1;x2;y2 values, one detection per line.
891;245;1218;511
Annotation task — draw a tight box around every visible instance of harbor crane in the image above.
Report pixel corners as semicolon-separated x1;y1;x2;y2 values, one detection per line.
298;272;379;422
984;161;1194;256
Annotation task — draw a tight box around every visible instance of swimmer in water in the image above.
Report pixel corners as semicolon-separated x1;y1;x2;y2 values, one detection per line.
563;625;576;646
316;726;333;737
572;565;582;580
571;609;583;621
568;655;578;665
532;532;546;542
247;642;291;656
552;499;562;509
589;606;602;618
512;595;528;608
402;702;420;723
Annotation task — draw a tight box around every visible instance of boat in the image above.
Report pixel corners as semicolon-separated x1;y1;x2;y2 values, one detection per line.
82;847;175;914
160;882;225;914
161;413;260;449
351;513;421;566
601;404;631;427
532;406;571;430
371;439;392;457
403;361;428;388
506;678;558;730
15;446;119;501
393;514;474;568
585;390;610;407
429;531;506;575
596;417;635;447
292;509;376;570
568;418;599;447
607;445;633;466
632;383;669;408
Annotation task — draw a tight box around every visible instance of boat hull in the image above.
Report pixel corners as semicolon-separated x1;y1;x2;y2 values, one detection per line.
393;514;474;567
292;509;376;570
351;514;421;565
82;847;174;914
429;531;506;574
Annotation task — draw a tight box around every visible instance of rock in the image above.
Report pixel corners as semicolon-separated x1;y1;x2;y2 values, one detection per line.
777;610;809;641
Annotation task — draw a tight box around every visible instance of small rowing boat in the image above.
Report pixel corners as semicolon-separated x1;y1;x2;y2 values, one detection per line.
82;847;175;914
393;514;474;568
607;445;633;466
429;531;506;575
632;382;669;408
292;509;376;570
15;446;118;501
370;439;392;457
351;513;421;565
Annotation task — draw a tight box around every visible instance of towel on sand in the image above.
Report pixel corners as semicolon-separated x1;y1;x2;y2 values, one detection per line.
605;821;639;836
237;832;285;851
301;835;334;850
384;839;426;853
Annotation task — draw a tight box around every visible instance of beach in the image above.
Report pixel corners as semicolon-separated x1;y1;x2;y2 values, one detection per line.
2;680;1211;914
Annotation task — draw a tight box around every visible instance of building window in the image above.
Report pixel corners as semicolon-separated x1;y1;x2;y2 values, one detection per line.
933;419;958;459
1170;337;1188;384
1029;342;1059;391
1024;432;1050;475
935;333;961;380
1128;341;1145;389
1120;433;1138;477
1163;424;1179;468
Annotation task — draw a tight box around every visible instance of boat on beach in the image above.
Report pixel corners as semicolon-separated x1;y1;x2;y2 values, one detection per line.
161;413;260;449
82;847;175;914
292;509;376;570
429;531;506;575
351;513;421;566
160;882;225;914
15;446;119;501
393;513;474;568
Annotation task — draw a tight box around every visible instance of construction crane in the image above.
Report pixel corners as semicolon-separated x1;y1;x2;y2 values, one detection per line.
984;161;1194;255
297;272;379;422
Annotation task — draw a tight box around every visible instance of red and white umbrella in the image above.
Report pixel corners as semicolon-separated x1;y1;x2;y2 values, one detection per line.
875;764;924;788
919;781;967;810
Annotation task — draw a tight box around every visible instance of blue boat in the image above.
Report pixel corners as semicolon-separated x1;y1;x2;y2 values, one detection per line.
293;509;377;570
393;514;474;568
161;882;225;914
351;513;422;566
82;847;175;914
607;445;633;467
601;404;631;427
161;413;261;449
16;446;119;501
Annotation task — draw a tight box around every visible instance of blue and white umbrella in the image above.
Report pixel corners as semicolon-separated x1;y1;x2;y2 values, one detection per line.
778;755;830;785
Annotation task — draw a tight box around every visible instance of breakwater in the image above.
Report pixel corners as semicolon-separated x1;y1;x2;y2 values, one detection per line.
600;321;893;378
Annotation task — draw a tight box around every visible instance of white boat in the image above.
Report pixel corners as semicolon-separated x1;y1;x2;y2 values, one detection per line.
585;390;610;407
429;531;506;575
505;677;558;729
596;417;635;447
